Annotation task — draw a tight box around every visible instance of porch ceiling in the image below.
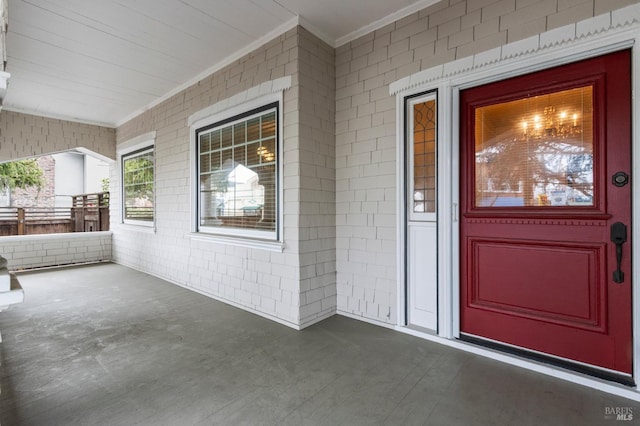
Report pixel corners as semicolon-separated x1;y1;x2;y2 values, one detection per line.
3;0;436;127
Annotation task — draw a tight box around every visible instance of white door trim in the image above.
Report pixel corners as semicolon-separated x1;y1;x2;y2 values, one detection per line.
392;5;640;398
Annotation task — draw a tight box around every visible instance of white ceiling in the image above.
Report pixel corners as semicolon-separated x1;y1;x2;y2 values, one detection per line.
4;0;437;127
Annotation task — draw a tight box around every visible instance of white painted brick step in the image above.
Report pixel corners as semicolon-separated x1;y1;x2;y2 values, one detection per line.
0;274;24;312
0;267;10;292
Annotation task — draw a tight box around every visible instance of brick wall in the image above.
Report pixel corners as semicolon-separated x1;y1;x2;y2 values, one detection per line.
11;155;55;207
113;27;336;328
1;231;112;271
0;110;115;162
334;0;639;324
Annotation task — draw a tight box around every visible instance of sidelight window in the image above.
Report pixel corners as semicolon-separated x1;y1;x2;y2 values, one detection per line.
407;92;437;221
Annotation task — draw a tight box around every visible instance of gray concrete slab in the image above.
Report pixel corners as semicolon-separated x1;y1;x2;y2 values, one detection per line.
0;263;638;425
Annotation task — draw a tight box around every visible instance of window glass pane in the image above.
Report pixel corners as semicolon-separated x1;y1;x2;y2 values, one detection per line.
210;130;221;151
210;151;220;171
221;148;233;168
123;150;154;222
197;107;278;235
246;142;260;166
234;122;245;145
199;132;210;153
262;113;276;137
247;117;260;142
200;153;210;173
260;138;276;164
412;99;436;213
475;86;593;207
233;145;245;165
221;127;233;148
254;165;276;230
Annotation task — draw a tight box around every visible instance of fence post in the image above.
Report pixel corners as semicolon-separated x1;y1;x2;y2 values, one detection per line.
17;208;25;235
70;207;76;232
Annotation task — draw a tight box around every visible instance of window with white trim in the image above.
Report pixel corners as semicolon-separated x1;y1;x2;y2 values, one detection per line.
195;102;279;240
121;145;155;225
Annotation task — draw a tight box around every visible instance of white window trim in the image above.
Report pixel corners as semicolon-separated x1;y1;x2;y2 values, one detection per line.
189;233;284;252
188;76;290;127
188;81;288;245
117;131;156;228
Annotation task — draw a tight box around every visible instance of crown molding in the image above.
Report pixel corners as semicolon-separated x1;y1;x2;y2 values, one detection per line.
2;105;115;128
335;0;439;47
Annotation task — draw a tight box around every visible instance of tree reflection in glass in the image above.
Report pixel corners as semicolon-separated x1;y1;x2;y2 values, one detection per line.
474;86;593;207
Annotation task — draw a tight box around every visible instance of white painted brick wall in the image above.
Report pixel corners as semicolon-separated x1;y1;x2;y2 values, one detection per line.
0;232;112;270
335;0;639;325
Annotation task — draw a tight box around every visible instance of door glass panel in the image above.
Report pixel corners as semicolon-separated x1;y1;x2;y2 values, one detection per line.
474;86;593;207
413;99;437;213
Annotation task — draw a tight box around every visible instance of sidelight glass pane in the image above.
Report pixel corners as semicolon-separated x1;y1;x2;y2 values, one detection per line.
412;99;437;213
474;86;593;207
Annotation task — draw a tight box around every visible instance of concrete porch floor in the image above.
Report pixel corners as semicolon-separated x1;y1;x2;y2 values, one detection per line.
0;263;638;425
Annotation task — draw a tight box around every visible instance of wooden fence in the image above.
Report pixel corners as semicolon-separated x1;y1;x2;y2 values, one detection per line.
0;192;109;236
72;192;110;232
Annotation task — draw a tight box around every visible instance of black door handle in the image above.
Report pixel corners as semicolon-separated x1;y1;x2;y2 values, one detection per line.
611;222;627;283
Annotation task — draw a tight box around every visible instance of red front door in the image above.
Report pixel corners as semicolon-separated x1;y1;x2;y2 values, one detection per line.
460;50;632;375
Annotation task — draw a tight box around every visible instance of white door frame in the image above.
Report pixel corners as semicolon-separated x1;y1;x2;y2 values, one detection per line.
393;8;640;399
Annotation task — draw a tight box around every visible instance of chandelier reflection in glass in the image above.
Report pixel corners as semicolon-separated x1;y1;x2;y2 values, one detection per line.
256;145;275;163
520;106;582;140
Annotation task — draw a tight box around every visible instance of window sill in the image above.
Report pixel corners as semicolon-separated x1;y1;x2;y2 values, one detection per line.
188;233;284;252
